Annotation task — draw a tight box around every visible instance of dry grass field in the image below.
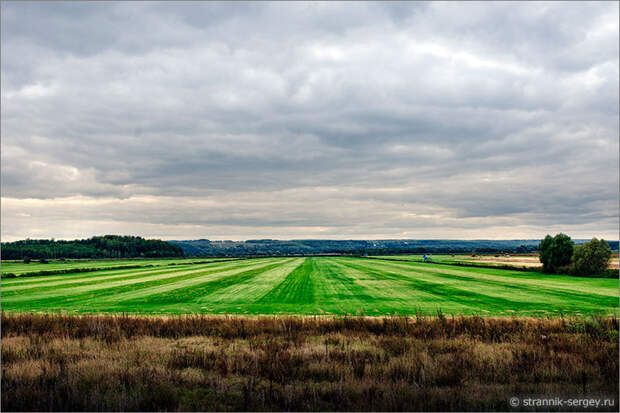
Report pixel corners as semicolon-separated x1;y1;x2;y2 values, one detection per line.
2;313;618;411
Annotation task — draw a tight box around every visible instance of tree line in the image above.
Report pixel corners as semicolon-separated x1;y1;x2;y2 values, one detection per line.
171;239;545;257
1;235;184;260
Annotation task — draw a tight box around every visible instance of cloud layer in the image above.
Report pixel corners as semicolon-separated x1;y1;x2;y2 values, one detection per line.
2;1;618;241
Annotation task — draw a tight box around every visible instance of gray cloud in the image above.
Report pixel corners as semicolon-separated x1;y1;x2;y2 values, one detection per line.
1;1;618;241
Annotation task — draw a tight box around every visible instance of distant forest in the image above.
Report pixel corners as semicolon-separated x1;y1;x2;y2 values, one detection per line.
1;235;184;260
2;237;617;260
171;239;619;257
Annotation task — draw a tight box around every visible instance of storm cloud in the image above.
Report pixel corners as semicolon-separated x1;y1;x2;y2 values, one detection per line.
1;1;618;241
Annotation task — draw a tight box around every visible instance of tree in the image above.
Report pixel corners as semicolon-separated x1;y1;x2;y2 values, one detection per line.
539;233;574;273
538;235;553;270
572;238;612;276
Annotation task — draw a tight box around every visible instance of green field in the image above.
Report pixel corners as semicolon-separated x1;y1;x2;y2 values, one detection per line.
1;257;618;316
0;257;231;276
374;254;493;263
372;254;539;267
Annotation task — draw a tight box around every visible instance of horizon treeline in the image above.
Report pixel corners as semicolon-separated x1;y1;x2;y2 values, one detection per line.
171;238;619;257
2;237;618;260
1;235;184;260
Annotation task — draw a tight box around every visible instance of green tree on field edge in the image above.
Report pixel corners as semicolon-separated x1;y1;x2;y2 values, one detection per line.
539;233;574;273
572;238;612;276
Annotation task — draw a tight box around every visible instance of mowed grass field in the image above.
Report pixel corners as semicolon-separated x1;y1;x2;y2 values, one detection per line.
0;257;231;276
2;257;618;316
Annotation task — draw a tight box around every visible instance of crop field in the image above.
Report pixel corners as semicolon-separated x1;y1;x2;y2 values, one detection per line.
2;257;618;316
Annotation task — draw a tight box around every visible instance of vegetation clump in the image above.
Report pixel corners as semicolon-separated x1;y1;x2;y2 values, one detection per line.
572;238;613;276
539;233;574;273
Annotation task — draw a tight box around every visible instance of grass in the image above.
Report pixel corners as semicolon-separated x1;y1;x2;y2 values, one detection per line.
373;253;619;271
1;257;617;316
372;254;540;270
2;259;618;411
2;313;618;411
0;257;233;277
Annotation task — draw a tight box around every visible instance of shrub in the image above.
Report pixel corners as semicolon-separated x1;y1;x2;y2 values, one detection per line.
539;233;574;273
572;238;612;276
23;257;31;264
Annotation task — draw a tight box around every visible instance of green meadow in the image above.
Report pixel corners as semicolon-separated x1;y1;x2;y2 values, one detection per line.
0;258;231;276
1;257;617;316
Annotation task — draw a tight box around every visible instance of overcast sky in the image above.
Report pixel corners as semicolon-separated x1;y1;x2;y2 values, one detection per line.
1;1;618;241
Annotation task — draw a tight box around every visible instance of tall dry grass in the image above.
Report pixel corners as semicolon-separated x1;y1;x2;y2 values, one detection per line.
2;313;618;411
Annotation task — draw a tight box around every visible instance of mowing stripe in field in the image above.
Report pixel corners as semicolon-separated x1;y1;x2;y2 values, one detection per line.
1;259;277;308
364;258;618;296
0;258;234;277
1;260;246;302
326;259;467;311
258;258;316;304
347;258;619;301
411;264;619;305
0;265;174;286
0;262;212;287
98;258;291;306
332;258;531;313
107;259;295;312
335;258;617;314
1;259;257;293
201;258;305;305
0;263;227;294
252;258;391;315
0;260;162;276
0;259;243;286
312;258;378;311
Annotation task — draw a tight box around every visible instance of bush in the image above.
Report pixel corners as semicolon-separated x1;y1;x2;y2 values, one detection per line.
539;233;574;273
572;238;612;276
23;257;31;264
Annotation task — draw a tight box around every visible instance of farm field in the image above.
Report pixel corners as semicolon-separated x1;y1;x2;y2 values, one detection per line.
375;254;620;269
0;257;233;277
1;257;618;316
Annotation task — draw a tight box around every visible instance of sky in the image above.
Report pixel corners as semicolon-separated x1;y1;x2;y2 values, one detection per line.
1;1;618;242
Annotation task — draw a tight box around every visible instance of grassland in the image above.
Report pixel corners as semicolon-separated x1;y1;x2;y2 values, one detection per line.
0;257;232;277
2;258;619;411
2;257;617;316
2;313;618;411
374;254;543;268
374;253;620;270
